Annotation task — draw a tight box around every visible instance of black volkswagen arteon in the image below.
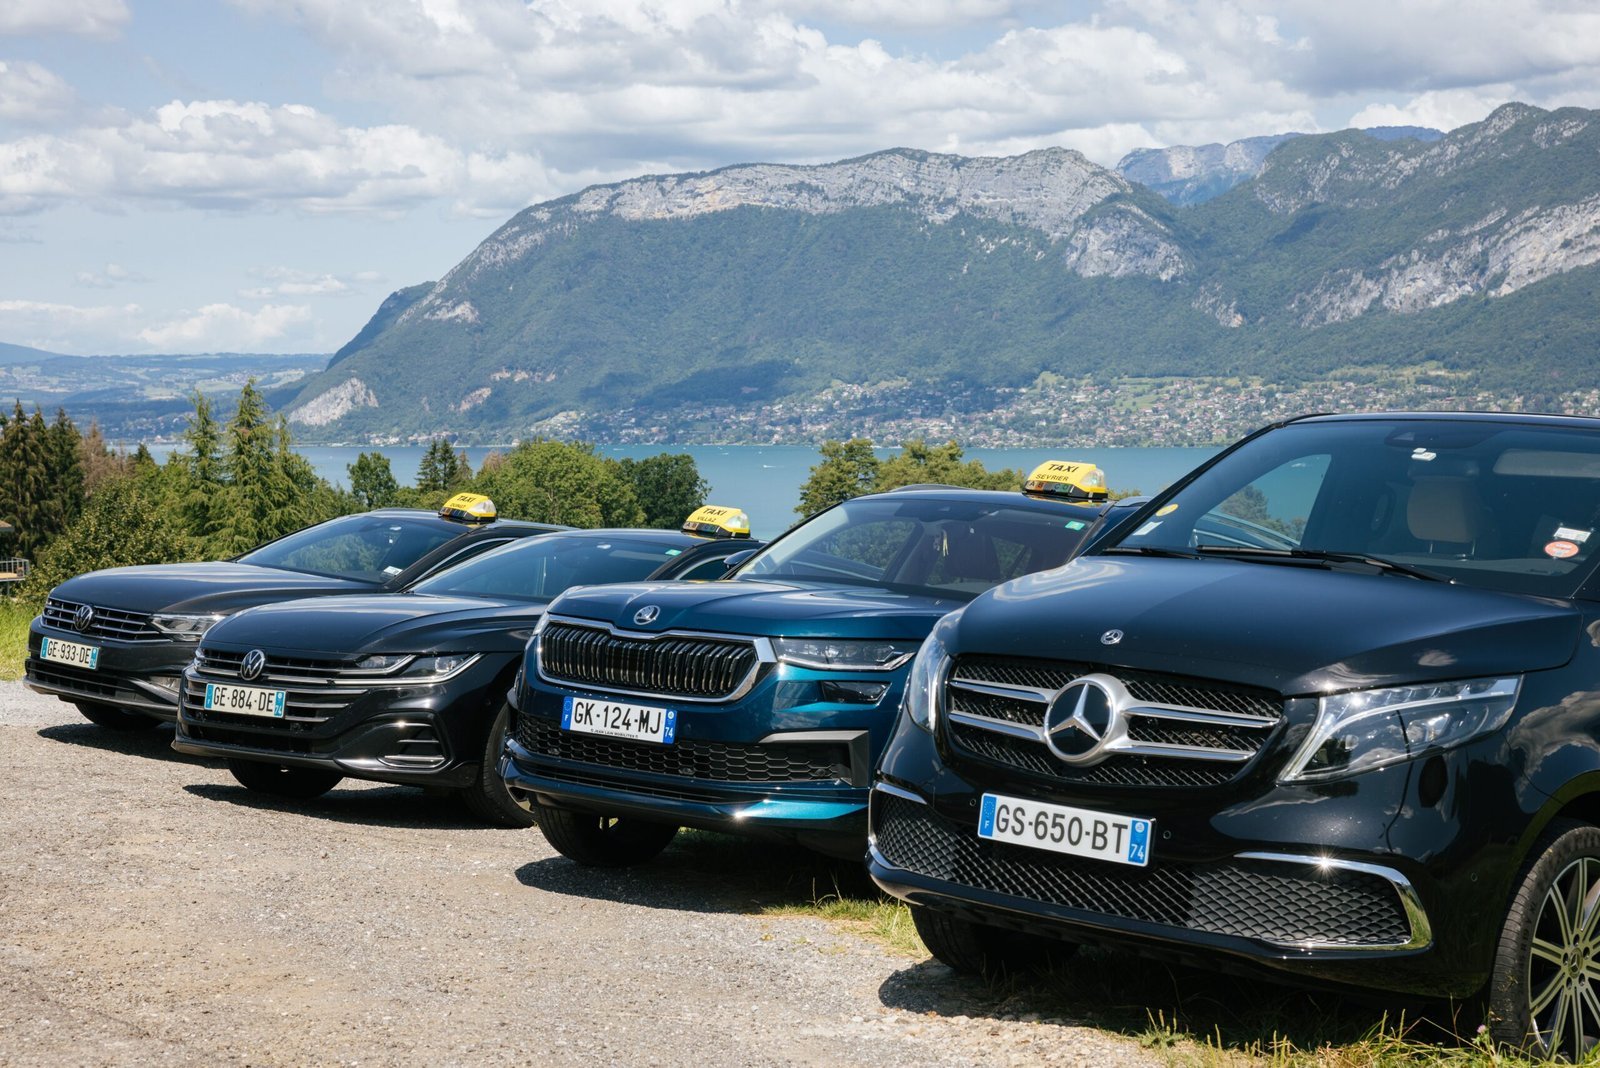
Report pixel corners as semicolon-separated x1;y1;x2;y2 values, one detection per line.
869;412;1600;1056
27;494;559;729
172;515;757;826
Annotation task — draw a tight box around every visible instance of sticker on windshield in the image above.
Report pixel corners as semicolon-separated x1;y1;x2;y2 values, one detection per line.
1156;504;1179;516
1133;521;1162;537
383;565;403;575
1546;540;1581;560
1064;520;1087;531
1555;526;1592;544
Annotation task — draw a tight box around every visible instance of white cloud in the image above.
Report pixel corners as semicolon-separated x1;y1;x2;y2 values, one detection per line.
0;0;129;37
764;0;1019;29
0;60;76;124
0;298;142;353
138;303;312;349
74;262;147;288
239;268;354;298
1348;88;1518;133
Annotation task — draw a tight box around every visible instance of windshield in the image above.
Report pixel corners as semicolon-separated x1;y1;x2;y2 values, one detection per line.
1106;417;1600;598
734;495;1095;600
411;534;693;602
239;514;459;582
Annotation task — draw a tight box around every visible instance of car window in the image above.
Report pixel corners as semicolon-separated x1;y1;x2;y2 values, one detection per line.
737;496;1092;599
240;515;459;581
668;553;741;581
412;535;692;602
1112;419;1600;597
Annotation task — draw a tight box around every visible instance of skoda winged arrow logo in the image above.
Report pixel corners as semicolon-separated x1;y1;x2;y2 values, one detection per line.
633;605;661;626
72;604;95;633
240;649;267;681
1043;677;1119;765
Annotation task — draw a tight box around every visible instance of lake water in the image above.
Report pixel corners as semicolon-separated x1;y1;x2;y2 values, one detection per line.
141;442;1218;539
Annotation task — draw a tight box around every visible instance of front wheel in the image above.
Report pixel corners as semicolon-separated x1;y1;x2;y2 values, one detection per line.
911;906;1077;977
226;758;342;799
1488;819;1600;1059
535;803;678;867
75;702;159;731
458;703;536;828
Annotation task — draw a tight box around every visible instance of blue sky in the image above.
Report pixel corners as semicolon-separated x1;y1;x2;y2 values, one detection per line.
4;0;1600;356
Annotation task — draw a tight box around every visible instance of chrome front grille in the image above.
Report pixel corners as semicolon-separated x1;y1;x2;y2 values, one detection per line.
43;597;161;642
538;618;766;701
186;647;371;726
942;654;1283;789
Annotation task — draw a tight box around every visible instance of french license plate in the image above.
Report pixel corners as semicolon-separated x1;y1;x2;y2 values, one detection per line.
561;695;677;745
204;682;287;719
978;793;1153;867
41;637;100;670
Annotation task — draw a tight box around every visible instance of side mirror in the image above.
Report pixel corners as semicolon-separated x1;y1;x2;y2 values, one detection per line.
721;548;758;573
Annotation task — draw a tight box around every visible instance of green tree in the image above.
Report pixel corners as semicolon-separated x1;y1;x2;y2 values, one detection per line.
0;403;55;558
795;438;879;516
872;438;1022;494
618;453;709;529
348;452;401;509
417;437;471;495
44;408;86;528
470;440;644;528
20;475;193;606
175;391;226;547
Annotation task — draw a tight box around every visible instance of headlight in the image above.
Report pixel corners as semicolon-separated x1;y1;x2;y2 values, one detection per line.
353;654;411;673
903;612;960;733
346;653;479;683
401;654;479;678
772;638;920;671
1280;676;1522;783
150;613;226;641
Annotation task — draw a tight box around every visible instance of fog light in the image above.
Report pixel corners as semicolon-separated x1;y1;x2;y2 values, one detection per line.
150;675;182;694
820;680;889;705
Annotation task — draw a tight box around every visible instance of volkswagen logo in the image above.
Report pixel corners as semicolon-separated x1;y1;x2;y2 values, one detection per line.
1043;676;1118;765
239;649;267;681
633;605;661;626
1100;629;1124;646
72;604;95;633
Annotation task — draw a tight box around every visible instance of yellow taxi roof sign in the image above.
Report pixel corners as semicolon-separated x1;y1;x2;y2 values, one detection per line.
1023;460;1108;502
682;505;751;539
439;492;497;523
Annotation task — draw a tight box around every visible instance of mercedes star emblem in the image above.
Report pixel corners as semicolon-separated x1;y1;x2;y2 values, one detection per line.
633;605;661;626
1100;629;1124;646
240;649;267;681
1043;677;1119;764
72;604;95;633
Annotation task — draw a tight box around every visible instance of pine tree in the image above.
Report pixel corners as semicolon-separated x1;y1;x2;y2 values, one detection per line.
177;392;226;549
417;437;465;495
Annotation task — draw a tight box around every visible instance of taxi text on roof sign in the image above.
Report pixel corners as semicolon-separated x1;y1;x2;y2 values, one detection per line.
682;505;751;539
439;493;497;523
1023;461;1108;502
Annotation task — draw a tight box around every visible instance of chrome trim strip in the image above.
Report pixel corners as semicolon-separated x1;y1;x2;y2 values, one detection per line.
535;614;773;704
1116;741;1253;762
947;709;1045;742
948;677;1053;704
1125;705;1278;728
1235;851;1433;952
871;781;928;805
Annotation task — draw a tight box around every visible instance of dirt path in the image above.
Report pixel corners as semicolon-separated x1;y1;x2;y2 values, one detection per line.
0;682;1160;1067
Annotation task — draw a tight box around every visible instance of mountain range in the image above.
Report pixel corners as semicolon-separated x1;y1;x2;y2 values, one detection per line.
14;103;1599;447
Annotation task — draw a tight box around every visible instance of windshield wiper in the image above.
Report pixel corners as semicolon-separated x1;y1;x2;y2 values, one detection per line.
1193;546;1451;582
1101;545;1204;560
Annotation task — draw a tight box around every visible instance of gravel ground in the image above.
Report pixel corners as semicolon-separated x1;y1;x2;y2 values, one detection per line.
0;681;1164;1067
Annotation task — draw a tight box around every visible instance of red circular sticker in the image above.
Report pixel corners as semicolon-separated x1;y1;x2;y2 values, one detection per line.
1546;540;1581;559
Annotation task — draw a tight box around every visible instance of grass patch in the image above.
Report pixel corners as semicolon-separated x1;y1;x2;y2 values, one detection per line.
0;598;33;681
763;891;924;958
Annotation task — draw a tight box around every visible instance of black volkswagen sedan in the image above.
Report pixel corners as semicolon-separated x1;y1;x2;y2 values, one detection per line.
26;494;559;730
868;412;1600;1056
172;521;756;826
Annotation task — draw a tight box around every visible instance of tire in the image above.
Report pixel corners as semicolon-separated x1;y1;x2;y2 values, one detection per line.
534;803;678;867
74;702;159;731
226;758;342;799
458;703;536;828
911;905;1077;977
1487;818;1600;1059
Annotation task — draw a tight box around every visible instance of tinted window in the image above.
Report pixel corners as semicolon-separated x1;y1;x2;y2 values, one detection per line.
736;496;1094;599
240;515;459;582
1112;419;1600;597
412;535;692;602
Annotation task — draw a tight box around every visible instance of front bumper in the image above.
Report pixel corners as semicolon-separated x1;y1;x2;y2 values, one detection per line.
503;673;903;858
25;621;189;720
171;656;513;789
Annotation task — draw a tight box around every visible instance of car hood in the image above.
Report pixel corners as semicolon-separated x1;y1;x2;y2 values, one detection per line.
50;562;377;614
545;579;968;639
200;593;544;657
955;555;1582;695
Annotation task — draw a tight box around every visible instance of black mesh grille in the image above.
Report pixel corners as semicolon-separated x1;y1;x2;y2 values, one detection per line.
539;621;760;700
42;598;161;642
944;654;1282;789
872;793;1411;947
28;662;122;700
519;720;848;784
